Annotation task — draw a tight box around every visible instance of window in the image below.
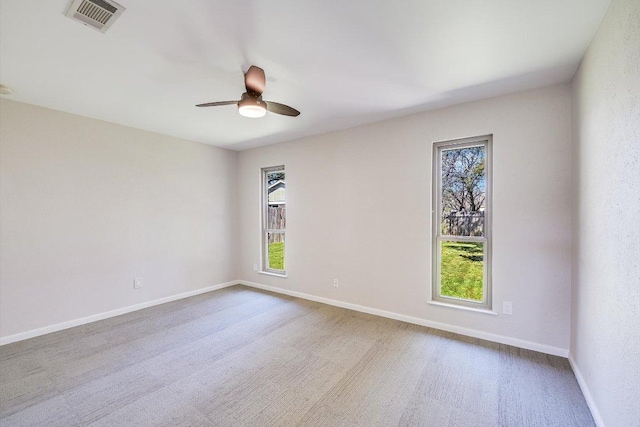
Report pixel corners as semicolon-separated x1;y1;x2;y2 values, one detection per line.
432;135;492;310
262;166;286;275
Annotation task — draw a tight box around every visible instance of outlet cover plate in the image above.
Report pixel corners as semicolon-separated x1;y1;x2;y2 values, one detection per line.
502;301;512;315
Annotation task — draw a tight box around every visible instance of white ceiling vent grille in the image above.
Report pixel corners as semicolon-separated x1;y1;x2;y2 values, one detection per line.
65;0;125;33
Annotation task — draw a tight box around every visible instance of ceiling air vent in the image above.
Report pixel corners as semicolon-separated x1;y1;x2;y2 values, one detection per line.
65;0;125;33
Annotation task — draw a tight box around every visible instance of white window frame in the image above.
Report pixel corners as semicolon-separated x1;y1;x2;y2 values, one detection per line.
432;135;492;310
261;165;286;275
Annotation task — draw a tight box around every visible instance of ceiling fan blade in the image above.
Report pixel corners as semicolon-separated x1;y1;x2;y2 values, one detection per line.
244;66;266;96
195;101;238;107
265;101;300;117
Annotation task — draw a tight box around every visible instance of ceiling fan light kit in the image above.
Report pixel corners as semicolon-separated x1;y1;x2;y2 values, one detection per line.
238;94;267;118
197;65;300;118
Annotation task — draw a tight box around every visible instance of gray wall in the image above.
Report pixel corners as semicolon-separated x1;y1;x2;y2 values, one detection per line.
0;99;238;338
237;84;573;355
571;0;640;425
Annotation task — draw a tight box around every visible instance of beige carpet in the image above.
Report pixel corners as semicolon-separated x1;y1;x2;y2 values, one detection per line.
0;285;594;426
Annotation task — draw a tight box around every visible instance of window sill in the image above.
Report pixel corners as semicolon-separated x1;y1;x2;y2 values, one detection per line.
428;300;497;315
258;271;287;278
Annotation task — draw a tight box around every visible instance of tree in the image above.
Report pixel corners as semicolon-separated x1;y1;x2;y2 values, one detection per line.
441;147;485;215
267;172;285;185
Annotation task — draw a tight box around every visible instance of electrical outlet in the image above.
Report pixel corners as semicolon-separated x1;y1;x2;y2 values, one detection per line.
333;279;339;288
134;277;142;289
253;263;258;271
502;301;513;315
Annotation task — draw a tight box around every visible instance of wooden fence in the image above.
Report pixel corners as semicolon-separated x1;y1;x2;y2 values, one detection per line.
442;211;484;236
267;205;286;243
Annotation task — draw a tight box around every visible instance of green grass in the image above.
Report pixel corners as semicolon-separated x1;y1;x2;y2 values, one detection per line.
268;242;285;271
440;241;484;301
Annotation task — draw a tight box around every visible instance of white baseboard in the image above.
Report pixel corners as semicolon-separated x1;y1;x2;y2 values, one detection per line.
0;281;237;346
1;278;569;359
238;280;569;358
569;354;605;427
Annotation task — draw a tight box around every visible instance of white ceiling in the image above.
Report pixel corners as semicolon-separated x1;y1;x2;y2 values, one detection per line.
0;0;610;150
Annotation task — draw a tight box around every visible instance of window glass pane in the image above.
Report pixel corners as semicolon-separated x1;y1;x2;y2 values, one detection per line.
440;240;484;302
441;146;485;236
267;171;285;230
267;232;285;271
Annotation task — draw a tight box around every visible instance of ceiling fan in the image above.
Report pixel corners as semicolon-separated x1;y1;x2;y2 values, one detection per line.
196;65;300;118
